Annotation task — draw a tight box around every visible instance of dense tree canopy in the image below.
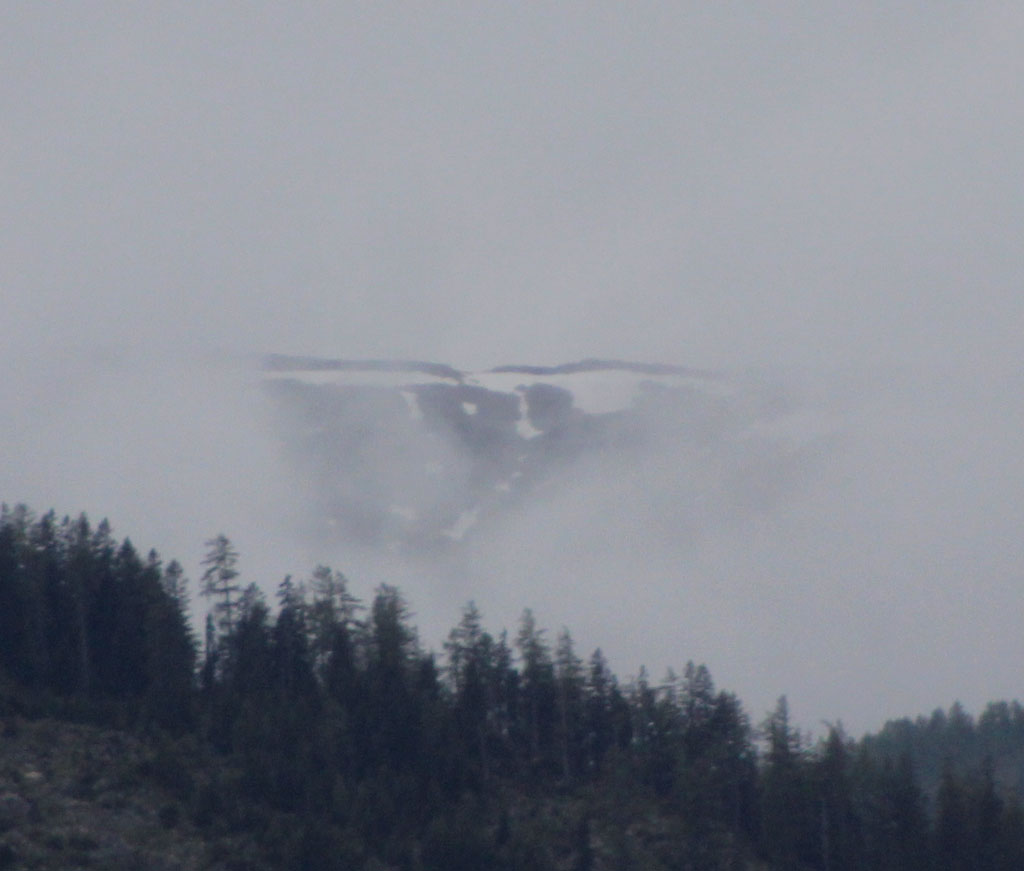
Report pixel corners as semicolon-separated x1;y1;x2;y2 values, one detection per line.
2;502;1023;870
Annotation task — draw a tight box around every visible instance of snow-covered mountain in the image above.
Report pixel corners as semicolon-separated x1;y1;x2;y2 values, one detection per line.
261;355;833;553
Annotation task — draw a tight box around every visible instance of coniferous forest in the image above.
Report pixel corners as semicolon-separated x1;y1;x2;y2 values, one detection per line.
2;504;1024;870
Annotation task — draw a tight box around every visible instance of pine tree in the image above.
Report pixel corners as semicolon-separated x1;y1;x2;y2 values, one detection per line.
307;565;360;677
554;627;584;782
61;513;95;697
200;534;240;635
445;602;496;782
0;505;32;686
272;575;315;698
759;696;815;869
936;761;970;871
516;609;555;772
141;551;198;730
584;648;614;773
816;725;860;871
365;585;419;768
162;559;190;621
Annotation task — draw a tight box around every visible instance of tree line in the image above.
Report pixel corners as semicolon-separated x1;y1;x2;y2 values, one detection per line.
2;503;1023;870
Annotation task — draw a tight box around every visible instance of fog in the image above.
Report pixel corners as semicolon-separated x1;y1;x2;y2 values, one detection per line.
3;3;1024;735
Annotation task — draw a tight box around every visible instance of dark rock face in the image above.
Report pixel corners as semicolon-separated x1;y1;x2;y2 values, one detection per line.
520;383;575;433
261;357;816;552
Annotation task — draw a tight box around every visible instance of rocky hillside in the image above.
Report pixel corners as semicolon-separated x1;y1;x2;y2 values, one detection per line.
0;716;257;871
261;356;829;553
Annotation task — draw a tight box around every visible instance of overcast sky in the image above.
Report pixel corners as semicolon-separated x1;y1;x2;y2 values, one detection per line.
3;3;1024;734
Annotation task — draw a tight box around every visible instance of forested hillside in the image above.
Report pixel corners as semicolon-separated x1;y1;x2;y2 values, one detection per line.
2;503;1023;870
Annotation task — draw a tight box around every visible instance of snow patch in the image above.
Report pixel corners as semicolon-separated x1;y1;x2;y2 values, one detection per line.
515;393;542;439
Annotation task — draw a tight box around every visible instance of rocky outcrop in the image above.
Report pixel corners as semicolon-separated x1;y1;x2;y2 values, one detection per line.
260;357;822;552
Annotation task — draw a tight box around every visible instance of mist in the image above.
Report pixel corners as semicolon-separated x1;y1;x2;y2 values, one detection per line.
3;3;1024;735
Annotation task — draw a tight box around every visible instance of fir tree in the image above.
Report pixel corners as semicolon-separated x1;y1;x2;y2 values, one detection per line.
200;534;240;636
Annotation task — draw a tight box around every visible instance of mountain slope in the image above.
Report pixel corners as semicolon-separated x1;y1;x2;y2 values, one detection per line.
261;356;830;554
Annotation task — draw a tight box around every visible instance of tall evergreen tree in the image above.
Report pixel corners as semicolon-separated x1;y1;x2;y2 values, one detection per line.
0;505;32;686
161;559;190;621
936;761;971;871
307;564;360;678
516;608;556;773
815;726;860;871
554;628;585;782
364;585;419;769
759;696;815;869
446;602;496;782
200;534;241;636
584;648;614;773
141;552;197;730
60;513;96;697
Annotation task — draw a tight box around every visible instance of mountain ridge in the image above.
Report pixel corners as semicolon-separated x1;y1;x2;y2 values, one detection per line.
259;354;821;553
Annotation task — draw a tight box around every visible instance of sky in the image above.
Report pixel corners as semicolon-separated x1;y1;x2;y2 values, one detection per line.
2;3;1024;735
